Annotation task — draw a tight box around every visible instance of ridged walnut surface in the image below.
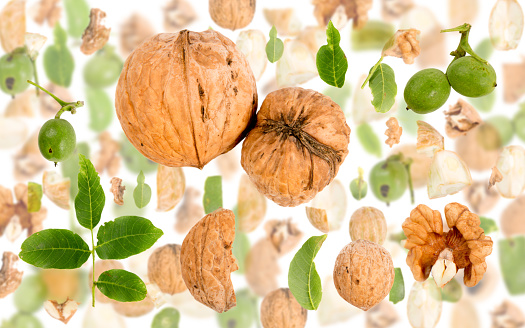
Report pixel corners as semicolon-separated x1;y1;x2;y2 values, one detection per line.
116;30;257;169
333;239;395;311
260;288;307;328
209;0;256;31
147;244;186;295
241;87;350;207
180;208;238;313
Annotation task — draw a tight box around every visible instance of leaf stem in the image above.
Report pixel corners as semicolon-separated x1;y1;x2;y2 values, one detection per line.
440;23;487;63
30;60;40;96
404;158;415;204
26;80;84;119
361;57;383;89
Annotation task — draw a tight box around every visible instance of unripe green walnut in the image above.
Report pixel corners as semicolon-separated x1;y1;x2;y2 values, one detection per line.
446;56;496;98
404;68;451;114
38;119;76;164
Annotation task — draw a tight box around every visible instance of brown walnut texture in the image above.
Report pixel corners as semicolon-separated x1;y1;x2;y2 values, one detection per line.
116;30;258;169
241;87;350;207
147;244;186;295
180;208;238;313
209;0;255;31
333;239;395;311
402;203;493;287
260;288;307;328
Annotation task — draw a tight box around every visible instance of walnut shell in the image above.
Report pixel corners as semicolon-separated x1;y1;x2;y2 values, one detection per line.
245;238;280;297
260;288;307;328
89;260;124;303
180;208;238;313
116;30;258;169
241;87;350;207
209;0;255;31
147;244;186;295
333;239;395;311
349;207;387;245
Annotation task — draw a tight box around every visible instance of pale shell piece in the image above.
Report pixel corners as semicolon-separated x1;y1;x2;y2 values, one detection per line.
489;0;524;50
0;117;28;149
305;207;329;233
349;207;387;245
83;302;126;328
309;179;347;231
494;145;525;198
0;0;26;53
156;165;185;212
263;8;302;36
428;150;472;199
112;297;155;317
42;171;70;210
416;121;444;158
237;174;267;233
333;240;395;311
407;279;442;328
450;298;480;328
5;216;22;242
276;40;317;87
317;276;361;326
236;29;267;81
24;32;47;60
260;288;307;328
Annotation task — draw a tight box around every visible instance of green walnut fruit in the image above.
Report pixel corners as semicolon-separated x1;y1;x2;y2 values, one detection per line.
404;68;451;114
8;314;43;328
38;119;76;164
486;116;514;146
151;307;180;328
0;50;33;96
446;56;497;98
83;47;123;88
14;274;47;313
369;159;408;205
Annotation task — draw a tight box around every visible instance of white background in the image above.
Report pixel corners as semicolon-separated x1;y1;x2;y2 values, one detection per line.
1;0;525;327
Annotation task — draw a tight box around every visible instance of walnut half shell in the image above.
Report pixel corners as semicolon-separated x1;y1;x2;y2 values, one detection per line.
180;208;238;313
241;87;350;207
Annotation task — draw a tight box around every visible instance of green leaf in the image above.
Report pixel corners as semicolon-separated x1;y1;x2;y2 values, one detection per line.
316;21;348;88
323;82;352;110
288;234;327;310
233;231;250;275
19;229;90;269
479;217;498;235
75;154;105;230
499;236;525;295
96;216;163;260
368;63;397;113
217;289;257;328
152;307;180;328
203;176;223;214
133;171;151;209
389;268;405;304
351;20;395;51
86;88;114;132
63;0;90;38
28;182;43;213
96;269;147;302
265;26;284;63
356;123;382;157
43;24;74;87
441;278;462;302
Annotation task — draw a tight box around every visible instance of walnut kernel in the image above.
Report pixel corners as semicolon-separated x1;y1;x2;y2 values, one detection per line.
0;252;23;298
385;117;402;147
80;8;110;55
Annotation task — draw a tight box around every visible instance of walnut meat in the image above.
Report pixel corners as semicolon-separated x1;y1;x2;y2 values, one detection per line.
241;87;350;207
260;288;307;328
147;244;186;295
333;240;395;311
180;208;238;313
209;0;255;31
116;30;258;169
402;203;493;287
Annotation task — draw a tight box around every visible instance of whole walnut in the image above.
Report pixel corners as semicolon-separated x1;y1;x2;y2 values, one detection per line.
116;30;258;169
241;87;350;207
147;244;186;295
180;208;238;313
349;207;387;245
209;0;256;30
260;288;307;328
333;239;395;311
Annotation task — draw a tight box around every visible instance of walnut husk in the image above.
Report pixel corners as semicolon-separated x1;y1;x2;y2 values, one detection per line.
180;208;238;313
147;244;186;295
241;87;350;207
260;288;307;328
209;0;255;31
116;30;258;169
0;252;23;298
333;239;395;311
402;203;493;287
